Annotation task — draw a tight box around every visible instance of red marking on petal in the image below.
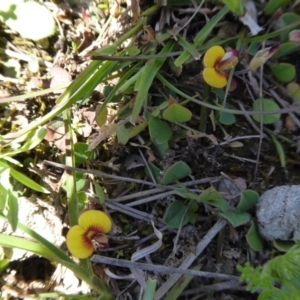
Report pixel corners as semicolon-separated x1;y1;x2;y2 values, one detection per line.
217;56;238;71
268;44;280;56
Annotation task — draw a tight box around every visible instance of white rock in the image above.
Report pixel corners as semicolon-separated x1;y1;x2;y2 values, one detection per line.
256;185;300;241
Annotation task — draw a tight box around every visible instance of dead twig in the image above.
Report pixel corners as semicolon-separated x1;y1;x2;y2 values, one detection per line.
91;251;238;282
154;219;227;299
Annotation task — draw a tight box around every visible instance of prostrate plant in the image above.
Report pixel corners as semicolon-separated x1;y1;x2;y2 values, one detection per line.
237;241;300;300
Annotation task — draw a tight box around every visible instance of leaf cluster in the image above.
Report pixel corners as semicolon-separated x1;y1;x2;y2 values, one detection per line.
237;241;300;300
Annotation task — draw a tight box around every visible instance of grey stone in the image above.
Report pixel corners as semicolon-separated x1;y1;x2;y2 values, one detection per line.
256;185;300;241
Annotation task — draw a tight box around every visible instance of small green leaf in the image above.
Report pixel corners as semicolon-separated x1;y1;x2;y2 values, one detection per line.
149;117;172;145
103;86;123;103
238;190;259;212
152;141;169;159
74;143;92;165
198;187;222;202
164;200;189;228
218;111;236;125
272;42;298;59
188;201;199;224
95;105;108;127
128;122;148;139
117;125;131;145
287;82;300;102
163;104;192;123
145;162;162;183
273;240;295;252
219;211;250;227
126;46;140;57
271;63;296;83
270;133;286;167
64;171;85;192
264;0;289;15
163;200;197;229
222;0;244;15
77;191;87;211
279;13;300;42
175;189;199;201
75;172;85;192
197;187;229;211
162;161;191;185
77;191;87;203
246;221;263;251
206;198;229;212
252;98;280;124
94;183;106;204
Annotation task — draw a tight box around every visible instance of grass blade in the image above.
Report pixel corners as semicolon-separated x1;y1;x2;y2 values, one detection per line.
175;5;230;66
131;41;174;122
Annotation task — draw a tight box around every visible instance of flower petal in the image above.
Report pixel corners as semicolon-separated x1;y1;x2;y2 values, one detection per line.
66;225;94;258
217;56;239;71
94;234;109;249
248;45;279;71
79;210;112;234
203;46;225;68
203;68;227;88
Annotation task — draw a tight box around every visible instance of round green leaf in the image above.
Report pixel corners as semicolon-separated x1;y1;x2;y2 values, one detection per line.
198;187;222;202
218;111;236;125
271;63;295;83
287;82;300;102
238;190;259;212
252;98;280;124
149;117;172;145
95;105;108;127
264;0;289;15
272;42;298;59
117;125;131;145
163;104;192;123
279;13;300;42
163;200;198;229
162;161;191;185
219;211;250;227
246;221;263;251
273;240;294;252
74;143;92;165
1;0;56;41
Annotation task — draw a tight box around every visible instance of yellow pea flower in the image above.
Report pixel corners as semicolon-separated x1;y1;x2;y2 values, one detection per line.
66;210;112;259
203;46;239;88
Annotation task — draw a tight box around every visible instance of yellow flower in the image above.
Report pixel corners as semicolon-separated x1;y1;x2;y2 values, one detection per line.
66;210;112;259
203;46;239;88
